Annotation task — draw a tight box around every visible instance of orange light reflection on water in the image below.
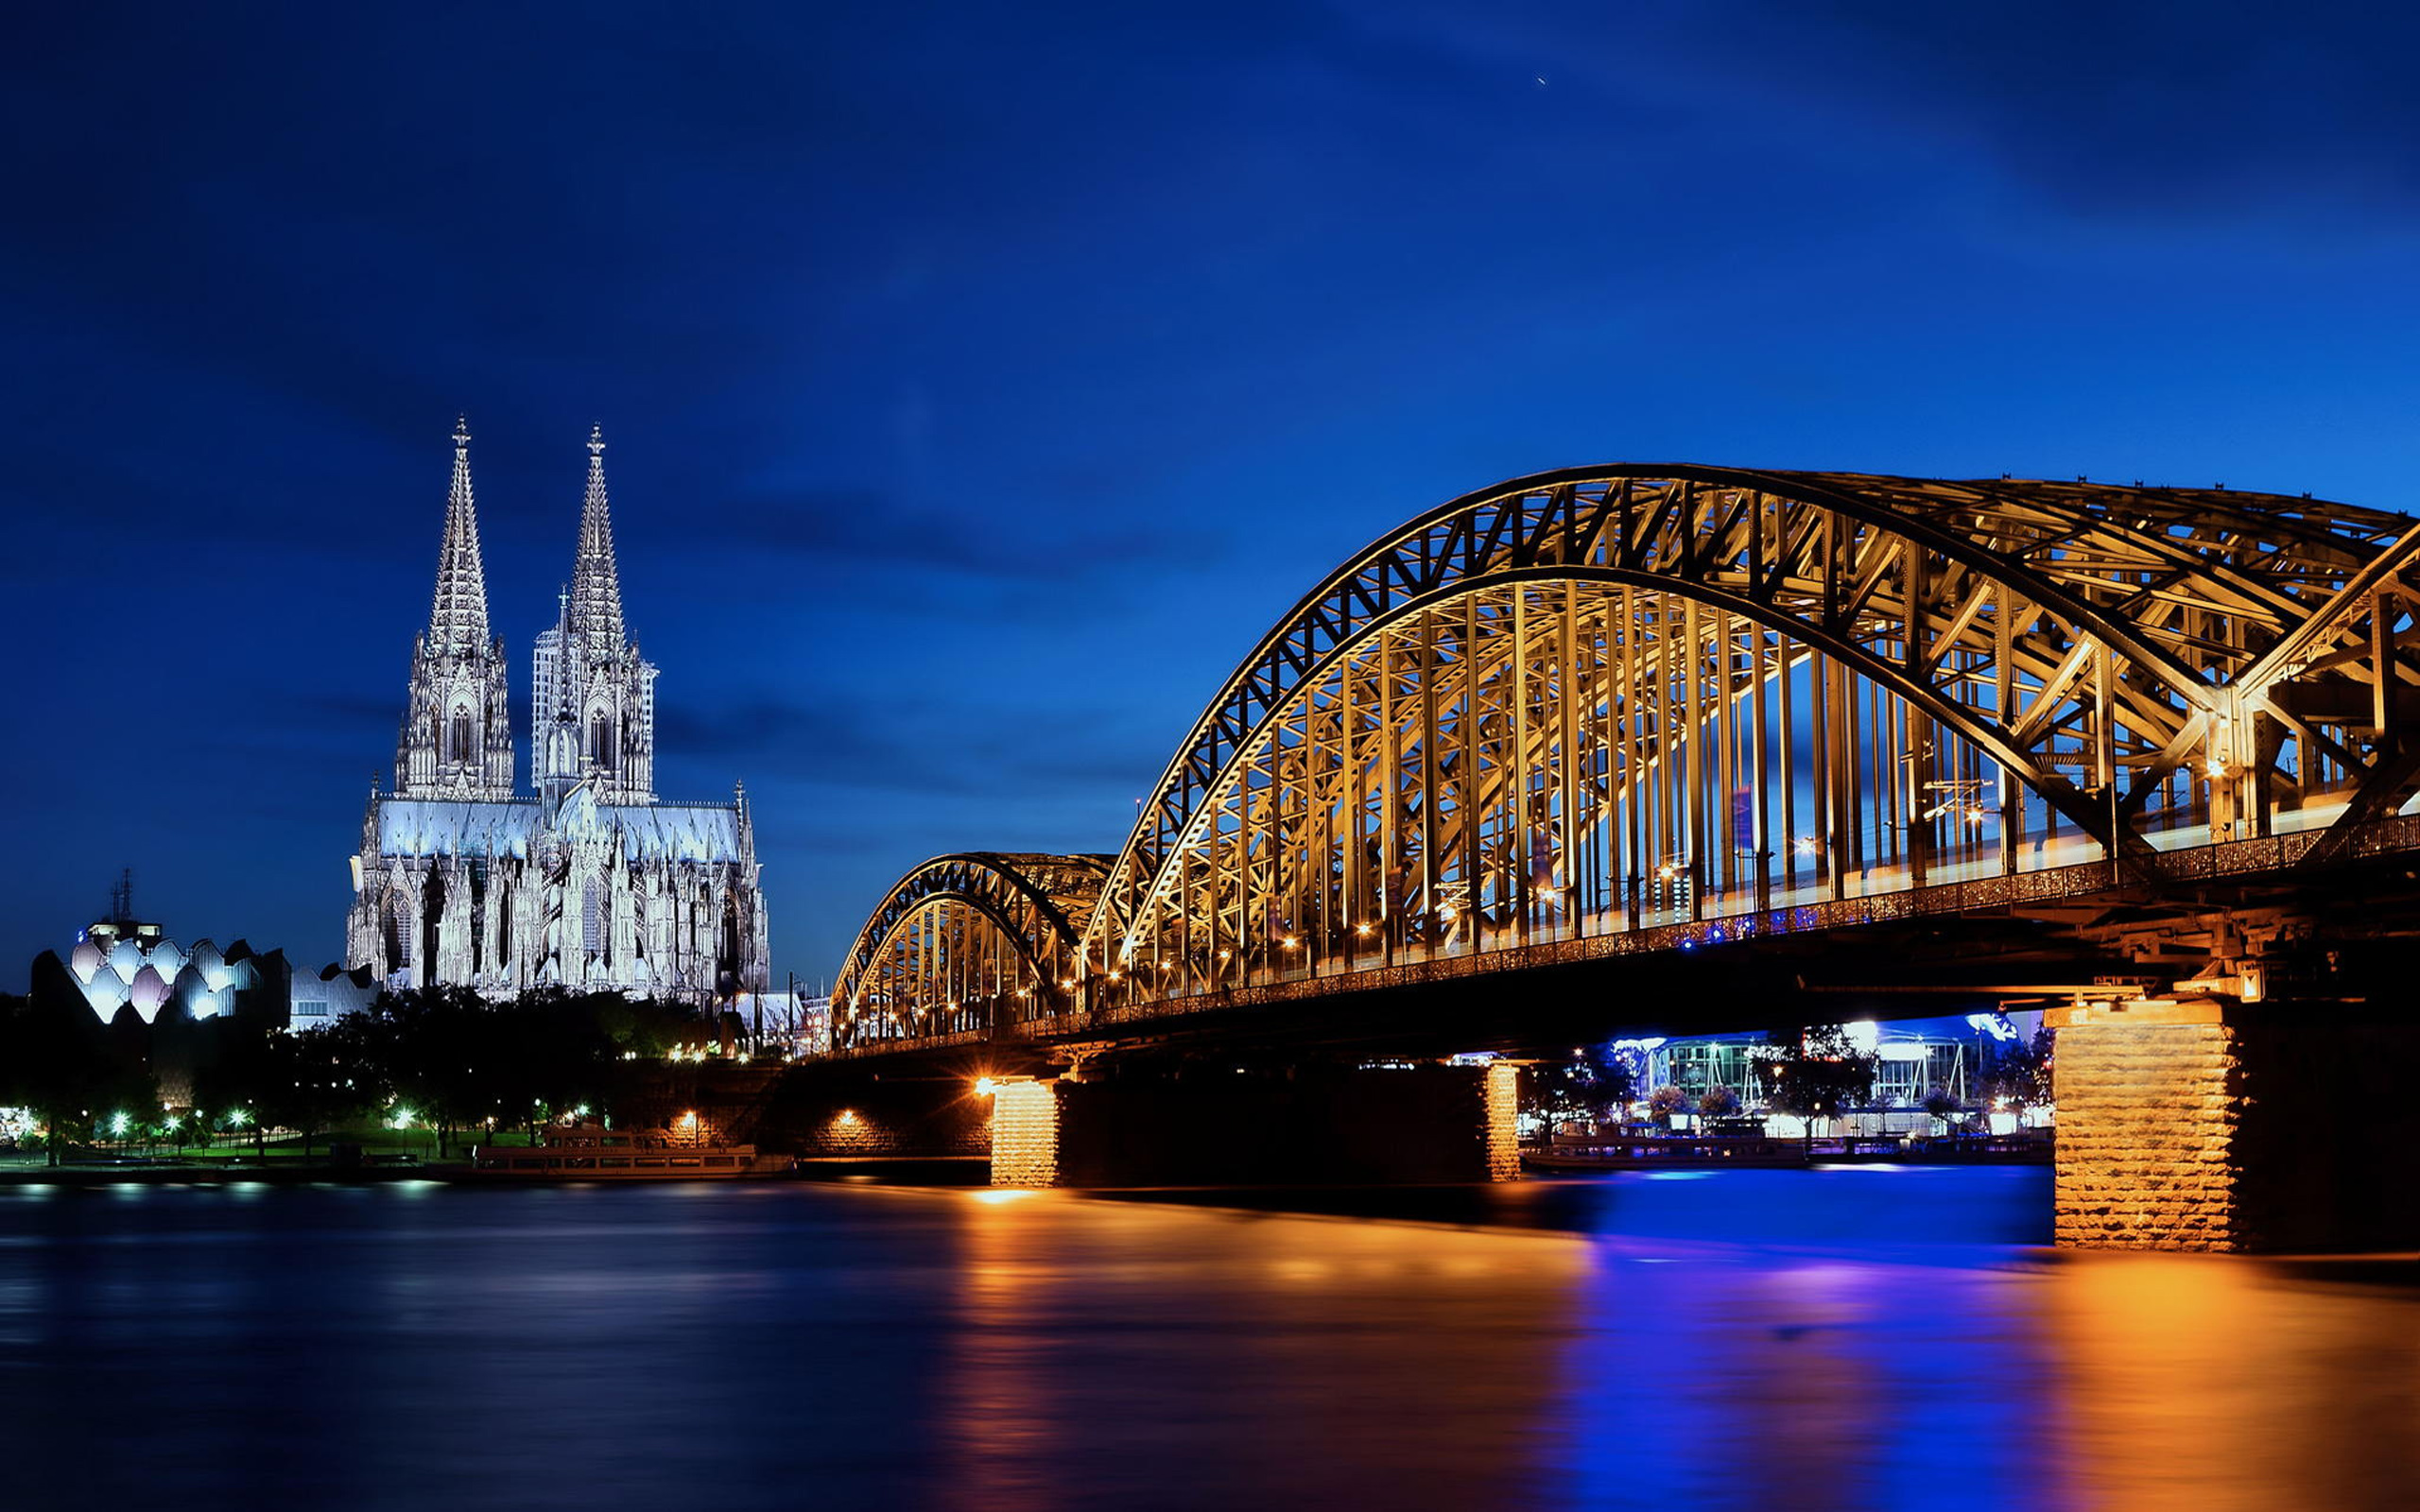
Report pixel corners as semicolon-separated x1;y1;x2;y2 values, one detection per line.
2043;1252;2420;1509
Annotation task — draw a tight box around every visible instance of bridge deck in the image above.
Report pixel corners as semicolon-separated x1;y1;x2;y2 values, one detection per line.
821;801;2420;1060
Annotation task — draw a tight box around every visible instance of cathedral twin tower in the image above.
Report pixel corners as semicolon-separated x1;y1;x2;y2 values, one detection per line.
346;421;769;1003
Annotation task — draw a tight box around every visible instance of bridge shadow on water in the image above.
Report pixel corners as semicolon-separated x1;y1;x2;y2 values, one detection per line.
1084;1165;2057;1255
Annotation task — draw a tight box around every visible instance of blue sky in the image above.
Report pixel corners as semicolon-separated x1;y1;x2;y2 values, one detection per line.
5;2;2418;988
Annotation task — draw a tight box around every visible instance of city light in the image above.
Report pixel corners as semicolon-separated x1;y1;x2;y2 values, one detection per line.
975;1077;998;1096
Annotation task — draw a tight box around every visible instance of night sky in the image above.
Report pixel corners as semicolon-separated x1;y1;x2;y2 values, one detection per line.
7;4;2419;990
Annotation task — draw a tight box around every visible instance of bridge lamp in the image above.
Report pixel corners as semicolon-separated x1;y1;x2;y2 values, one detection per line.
1282;936;1299;949
1794;836;1820;857
1219;949;1233;961
1107;971;1122;982
1356;923;1373;936
1440;903;1458;920
975;1077;998;1097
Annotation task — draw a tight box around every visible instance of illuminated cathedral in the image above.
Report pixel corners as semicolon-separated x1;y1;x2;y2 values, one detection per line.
345;421;770;1003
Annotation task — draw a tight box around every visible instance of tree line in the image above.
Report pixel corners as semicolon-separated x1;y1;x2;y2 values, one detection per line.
0;987;723;1163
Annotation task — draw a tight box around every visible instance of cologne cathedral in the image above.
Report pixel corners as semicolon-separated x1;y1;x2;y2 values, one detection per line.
345;421;770;1003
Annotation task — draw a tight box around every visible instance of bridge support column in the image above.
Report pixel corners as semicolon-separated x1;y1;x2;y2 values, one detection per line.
989;1062;1521;1189
2050;1000;2420;1251
991;1078;1064;1187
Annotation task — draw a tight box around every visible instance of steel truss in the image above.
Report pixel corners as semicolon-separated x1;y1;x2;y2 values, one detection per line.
832;466;2420;1048
835;852;1107;1046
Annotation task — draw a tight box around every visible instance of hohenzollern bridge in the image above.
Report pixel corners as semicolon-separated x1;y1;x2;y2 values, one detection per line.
802;465;2420;1250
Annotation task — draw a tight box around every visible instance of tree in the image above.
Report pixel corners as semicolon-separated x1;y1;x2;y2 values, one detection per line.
1698;1086;1741;1120
0;985;156;1166
252;1021;378;1158
1921;1085;1964;1134
1518;1046;1636;1140
1754;1024;1877;1125
1982;1026;2054;1109
1648;1084;1692;1129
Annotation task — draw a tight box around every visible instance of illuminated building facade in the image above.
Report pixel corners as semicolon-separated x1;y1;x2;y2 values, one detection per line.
31;874;292;1025
344;422;769;1004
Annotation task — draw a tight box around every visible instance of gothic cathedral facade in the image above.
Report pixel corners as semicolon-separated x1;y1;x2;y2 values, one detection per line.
346;421;771;1003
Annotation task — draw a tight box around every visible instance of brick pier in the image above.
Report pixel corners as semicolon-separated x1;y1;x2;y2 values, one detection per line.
2052;1000;2420;1251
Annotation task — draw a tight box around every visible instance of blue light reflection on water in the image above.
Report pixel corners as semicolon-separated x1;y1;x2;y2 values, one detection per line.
0;1169;2412;1511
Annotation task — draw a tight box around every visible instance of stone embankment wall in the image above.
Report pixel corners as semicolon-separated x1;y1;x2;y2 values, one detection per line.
616;1065;991;1157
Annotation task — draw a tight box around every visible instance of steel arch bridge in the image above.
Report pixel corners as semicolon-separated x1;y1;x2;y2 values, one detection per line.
833;465;2420;1053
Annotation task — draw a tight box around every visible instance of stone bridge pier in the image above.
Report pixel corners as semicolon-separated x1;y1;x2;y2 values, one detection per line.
989;1060;1521;1189
2050;1000;2420;1251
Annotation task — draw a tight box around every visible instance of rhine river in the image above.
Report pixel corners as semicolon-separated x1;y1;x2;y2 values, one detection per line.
3;1168;2413;1510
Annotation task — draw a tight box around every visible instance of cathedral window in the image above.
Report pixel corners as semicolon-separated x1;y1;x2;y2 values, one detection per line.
583;879;603;957
718;894;742;978
591;711;615;771
422;870;446;982
450;707;475;765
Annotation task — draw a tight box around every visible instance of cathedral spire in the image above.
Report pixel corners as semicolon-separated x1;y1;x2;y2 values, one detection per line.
426;416;493;651
566;424;627;659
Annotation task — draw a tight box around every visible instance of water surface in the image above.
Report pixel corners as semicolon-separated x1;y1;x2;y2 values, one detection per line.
1;1170;2411;1509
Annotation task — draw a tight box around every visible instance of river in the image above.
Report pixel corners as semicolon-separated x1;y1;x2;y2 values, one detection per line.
2;1168;2413;1509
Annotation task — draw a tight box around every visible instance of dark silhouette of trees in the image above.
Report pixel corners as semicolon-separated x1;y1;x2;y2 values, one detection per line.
13;984;717;1161
0;988;158;1164
1982;1027;2054;1109
1519;1046;1636;1139
1754;1023;1878;1123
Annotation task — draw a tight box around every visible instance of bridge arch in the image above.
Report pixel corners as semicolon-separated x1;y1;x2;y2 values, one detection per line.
833;852;1109;1047
1081;465;2420;980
